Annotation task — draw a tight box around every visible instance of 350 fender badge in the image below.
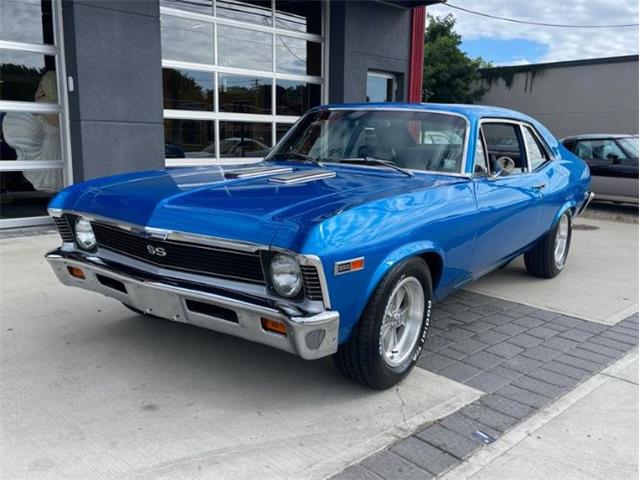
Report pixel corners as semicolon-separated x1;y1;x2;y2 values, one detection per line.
334;257;365;275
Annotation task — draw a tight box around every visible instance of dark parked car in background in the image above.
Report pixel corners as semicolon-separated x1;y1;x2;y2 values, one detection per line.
561;134;638;205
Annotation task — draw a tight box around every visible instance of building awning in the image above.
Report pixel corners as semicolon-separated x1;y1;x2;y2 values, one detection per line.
380;0;444;8
331;0;443;8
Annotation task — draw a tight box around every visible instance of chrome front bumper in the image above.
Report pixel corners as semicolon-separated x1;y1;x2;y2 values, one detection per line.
46;251;339;360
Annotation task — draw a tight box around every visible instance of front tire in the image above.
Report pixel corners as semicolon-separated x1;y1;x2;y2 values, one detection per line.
334;257;432;390
524;211;572;278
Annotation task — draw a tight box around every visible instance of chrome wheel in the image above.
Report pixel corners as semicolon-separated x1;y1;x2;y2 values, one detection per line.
554;214;570;269
380;277;425;368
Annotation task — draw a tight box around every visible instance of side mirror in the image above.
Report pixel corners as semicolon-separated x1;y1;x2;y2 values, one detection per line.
490;156;516;179
607;153;621;165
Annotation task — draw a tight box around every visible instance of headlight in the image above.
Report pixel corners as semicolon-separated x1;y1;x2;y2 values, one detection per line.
75;217;96;250
270;253;302;298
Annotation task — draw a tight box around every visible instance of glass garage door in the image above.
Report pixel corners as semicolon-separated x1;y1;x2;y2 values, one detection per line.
160;0;325;165
0;0;71;228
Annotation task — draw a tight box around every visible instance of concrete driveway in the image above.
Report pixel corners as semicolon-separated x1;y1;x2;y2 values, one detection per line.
1;234;479;480
1;206;637;479
465;216;638;325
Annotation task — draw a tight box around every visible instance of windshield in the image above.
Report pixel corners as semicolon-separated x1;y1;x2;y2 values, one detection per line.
619;137;639;157
268;109;468;173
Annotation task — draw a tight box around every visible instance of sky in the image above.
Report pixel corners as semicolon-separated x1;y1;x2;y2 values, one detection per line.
426;1;639;66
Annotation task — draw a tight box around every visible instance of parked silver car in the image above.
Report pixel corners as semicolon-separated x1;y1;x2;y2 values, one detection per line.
561;134;638;205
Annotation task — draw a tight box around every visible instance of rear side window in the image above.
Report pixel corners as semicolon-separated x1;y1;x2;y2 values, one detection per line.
574;139;628;161
523;126;549;170
481;123;527;174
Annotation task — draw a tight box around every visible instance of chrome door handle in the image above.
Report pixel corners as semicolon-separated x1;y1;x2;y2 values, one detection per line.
532;183;546;190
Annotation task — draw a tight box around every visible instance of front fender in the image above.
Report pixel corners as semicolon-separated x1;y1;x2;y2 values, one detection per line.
365;241;444;305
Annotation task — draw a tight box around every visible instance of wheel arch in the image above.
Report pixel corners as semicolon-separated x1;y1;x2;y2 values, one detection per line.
364;241;445;304
549;200;577;230
419;251;444;293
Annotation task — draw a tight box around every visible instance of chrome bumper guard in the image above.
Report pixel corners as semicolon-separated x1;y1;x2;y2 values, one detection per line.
576;191;595;217
46;251;339;360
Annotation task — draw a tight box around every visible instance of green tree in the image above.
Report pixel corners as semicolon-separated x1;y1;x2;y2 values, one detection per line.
423;14;490;103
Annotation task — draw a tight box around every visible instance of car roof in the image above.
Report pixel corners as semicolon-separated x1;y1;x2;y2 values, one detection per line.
560;133;638;141
318;102;535;123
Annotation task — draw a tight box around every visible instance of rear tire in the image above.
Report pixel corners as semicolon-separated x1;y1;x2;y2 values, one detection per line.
524;211;572;278
334;257;432;390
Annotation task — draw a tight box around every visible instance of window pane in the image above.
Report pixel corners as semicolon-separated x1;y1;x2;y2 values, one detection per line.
273;110;467;173
164;118;216;158
217;0;272;26
218;25;272;71
523;127;547;170
0;0;54;45
275;80;320;116
367;74;394;102
1;169;62;218
1;111;62;161
1;51;57;102
276;37;320;76
619;137;639;157
163;68;214;111
161;15;214;65
219;122;271;158
275;1;321;34
473;135;487;174
576;139;627;161
276;123;293;142
160;0;213;15
219;74;271;114
482;123;527;173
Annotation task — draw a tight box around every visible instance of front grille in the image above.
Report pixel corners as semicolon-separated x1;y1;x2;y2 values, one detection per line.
92;222;265;284
301;265;323;301
53;216;75;243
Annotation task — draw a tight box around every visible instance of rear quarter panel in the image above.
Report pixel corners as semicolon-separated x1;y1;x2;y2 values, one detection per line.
540;139;591;230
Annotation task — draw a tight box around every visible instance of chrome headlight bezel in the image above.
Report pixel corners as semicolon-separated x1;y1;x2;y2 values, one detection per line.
74;217;97;250
269;253;303;299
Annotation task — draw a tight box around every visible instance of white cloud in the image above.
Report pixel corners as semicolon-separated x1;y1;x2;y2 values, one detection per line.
498;58;532;66
427;0;639;64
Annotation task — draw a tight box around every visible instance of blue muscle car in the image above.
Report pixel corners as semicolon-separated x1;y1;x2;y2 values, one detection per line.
46;103;592;389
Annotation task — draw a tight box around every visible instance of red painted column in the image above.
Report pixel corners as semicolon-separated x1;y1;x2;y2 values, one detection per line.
408;6;426;103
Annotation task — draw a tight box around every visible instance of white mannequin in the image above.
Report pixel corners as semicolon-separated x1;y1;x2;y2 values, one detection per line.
2;71;62;192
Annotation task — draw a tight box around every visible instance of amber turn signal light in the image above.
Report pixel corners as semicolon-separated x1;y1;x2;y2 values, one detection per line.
261;318;287;336
67;266;85;279
350;258;365;270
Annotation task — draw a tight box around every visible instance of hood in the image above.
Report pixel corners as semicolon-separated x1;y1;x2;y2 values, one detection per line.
52;162;464;249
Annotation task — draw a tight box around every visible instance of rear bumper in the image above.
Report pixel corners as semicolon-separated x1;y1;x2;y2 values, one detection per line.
46;250;339;360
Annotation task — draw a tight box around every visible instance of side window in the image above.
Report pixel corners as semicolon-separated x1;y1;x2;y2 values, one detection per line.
523;126;549;170
473;132;488;174
575;139;627;163
574;141;592;160
481;123;527;174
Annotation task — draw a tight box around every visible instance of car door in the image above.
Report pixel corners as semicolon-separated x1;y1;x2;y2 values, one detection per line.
470;120;545;275
574;138;638;200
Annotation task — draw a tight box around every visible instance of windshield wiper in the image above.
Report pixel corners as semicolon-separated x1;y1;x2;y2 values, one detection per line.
339;157;414;177
270;152;324;167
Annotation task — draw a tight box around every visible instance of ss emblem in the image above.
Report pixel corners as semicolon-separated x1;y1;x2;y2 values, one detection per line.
146;245;167;257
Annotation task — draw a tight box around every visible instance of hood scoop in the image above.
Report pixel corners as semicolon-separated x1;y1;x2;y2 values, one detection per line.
225;166;293;179
269;169;336;185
